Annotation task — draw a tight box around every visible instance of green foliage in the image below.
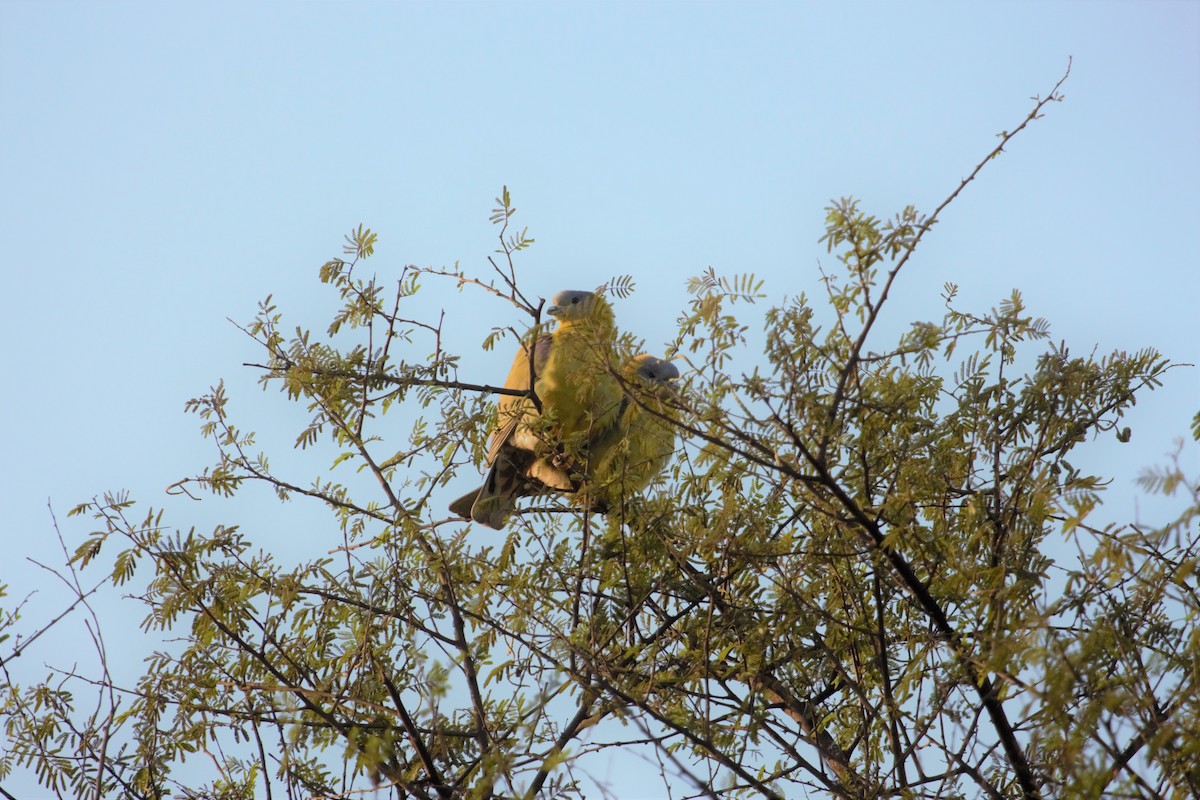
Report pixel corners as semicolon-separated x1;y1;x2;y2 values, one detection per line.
600;274;636;300
3;72;1197;800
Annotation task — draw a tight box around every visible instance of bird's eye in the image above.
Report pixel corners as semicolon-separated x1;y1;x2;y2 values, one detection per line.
571;297;580;304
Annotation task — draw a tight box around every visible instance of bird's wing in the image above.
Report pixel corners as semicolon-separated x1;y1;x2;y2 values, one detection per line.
483;332;553;465
467;332;562;529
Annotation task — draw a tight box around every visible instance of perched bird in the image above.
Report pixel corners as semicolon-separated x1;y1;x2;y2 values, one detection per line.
579;354;681;513
449;290;621;529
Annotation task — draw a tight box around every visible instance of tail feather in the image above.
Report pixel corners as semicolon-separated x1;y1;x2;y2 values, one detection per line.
448;488;480;520
471;460;522;529
449;447;581;530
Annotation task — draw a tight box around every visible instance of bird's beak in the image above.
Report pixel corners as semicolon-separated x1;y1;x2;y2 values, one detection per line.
545;305;561;317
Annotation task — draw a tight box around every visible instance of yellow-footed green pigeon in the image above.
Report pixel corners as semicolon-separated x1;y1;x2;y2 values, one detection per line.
449;290;621;528
580;354;680;513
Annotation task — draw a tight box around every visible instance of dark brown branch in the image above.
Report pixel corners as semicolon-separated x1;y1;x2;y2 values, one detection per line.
821;57;1072;466
376;663;453;799
526;697;600;796
241;361;534;399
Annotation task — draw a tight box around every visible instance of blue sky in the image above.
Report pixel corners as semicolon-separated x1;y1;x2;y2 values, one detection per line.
2;0;1198;795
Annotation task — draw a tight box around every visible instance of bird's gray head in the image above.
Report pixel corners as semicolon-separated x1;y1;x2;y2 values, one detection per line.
631;354;681;387
545;290;612;325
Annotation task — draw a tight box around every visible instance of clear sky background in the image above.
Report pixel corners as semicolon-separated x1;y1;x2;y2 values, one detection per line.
2;1;1198;796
